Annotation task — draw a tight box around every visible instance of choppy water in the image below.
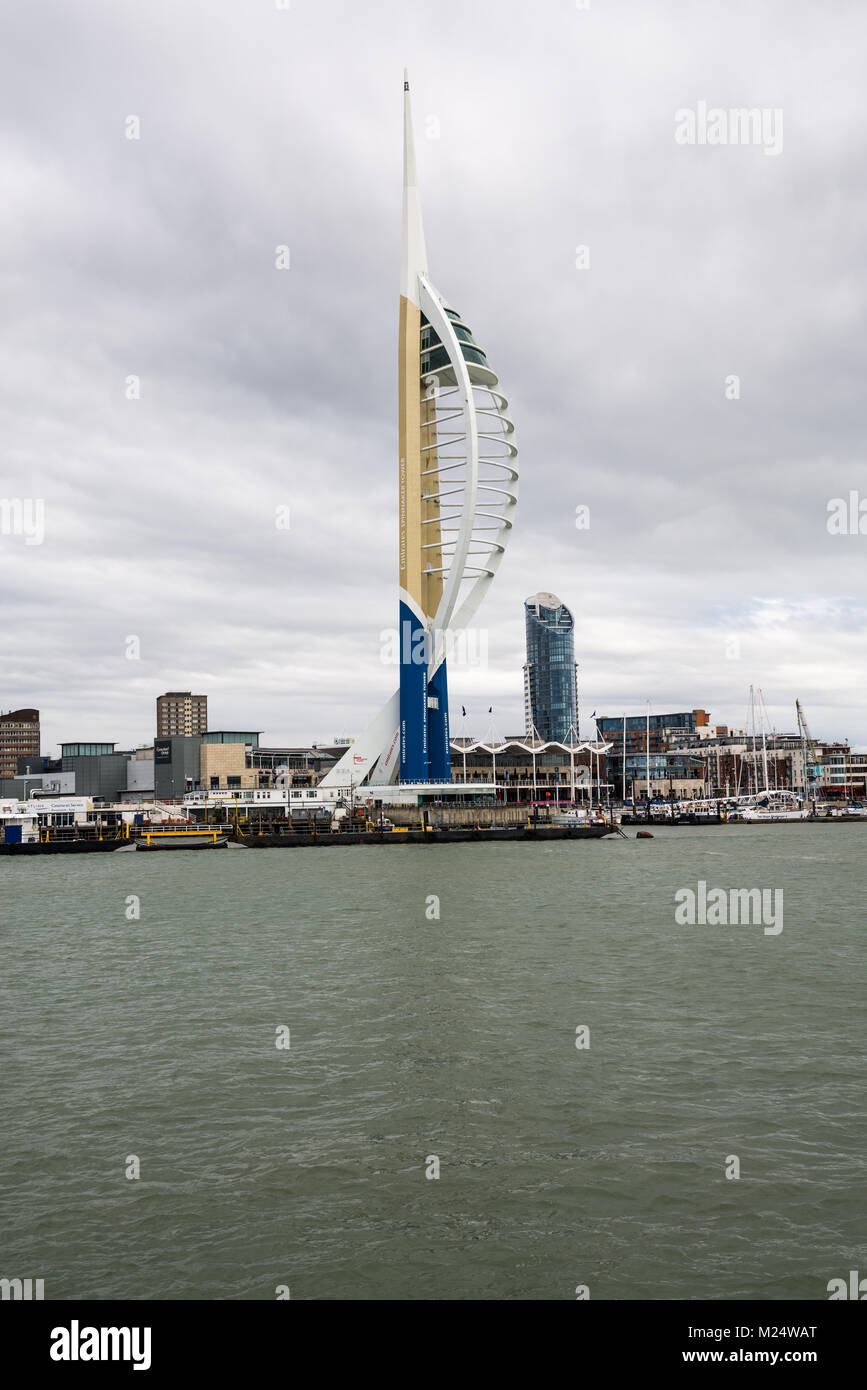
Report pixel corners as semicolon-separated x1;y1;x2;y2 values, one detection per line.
1;825;864;1301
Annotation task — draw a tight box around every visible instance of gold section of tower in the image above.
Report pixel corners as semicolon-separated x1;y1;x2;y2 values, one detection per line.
398;294;422;606
399;295;443;621
420;373;443;619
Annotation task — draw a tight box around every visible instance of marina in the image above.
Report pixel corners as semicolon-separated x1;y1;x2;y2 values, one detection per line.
3;785;865;853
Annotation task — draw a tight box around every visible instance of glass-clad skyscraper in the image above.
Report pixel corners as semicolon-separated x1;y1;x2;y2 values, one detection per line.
523;592;577;742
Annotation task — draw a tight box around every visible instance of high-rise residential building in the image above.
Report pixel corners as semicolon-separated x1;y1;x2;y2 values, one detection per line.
156;692;208;738
0;708;40;778
523;594;577;743
320;73;518;791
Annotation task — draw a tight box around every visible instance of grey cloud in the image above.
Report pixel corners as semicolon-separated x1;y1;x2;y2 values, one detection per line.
1;0;865;753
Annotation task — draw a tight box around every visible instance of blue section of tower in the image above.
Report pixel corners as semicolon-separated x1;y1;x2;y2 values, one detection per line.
399;600;429;780
427;659;451;781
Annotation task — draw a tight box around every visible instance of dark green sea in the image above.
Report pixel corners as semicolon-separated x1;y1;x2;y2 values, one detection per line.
1;825;864;1300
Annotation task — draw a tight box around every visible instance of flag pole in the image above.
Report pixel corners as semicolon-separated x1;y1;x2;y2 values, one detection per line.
532;723;538;801
646;700;651;808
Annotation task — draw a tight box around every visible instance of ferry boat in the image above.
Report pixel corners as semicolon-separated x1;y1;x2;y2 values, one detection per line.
0;796;191;852
0;796;124;852
0;798;39;845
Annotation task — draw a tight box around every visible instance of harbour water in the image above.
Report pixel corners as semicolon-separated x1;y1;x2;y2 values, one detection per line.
1;825;864;1301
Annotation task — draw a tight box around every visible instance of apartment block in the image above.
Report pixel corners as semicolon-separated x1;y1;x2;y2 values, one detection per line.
0;708;40;779
156;691;208;738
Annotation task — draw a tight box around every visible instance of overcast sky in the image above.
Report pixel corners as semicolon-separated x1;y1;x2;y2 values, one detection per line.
2;0;866;755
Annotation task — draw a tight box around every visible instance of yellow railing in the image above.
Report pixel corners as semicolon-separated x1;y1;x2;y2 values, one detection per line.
141;829;223;846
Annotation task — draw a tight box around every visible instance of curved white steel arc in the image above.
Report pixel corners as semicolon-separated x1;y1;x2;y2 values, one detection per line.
418;275;519;668
449;381;518;635
418;275;478;670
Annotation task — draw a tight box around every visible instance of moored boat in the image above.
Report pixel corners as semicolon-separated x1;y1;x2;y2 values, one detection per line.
551;808;590;826
134;830;229;851
739;791;809;822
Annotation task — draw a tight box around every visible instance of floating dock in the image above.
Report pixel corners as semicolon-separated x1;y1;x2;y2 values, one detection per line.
236;824;616;848
0;839;124;856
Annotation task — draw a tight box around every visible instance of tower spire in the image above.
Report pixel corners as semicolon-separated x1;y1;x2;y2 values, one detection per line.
401;69;427;304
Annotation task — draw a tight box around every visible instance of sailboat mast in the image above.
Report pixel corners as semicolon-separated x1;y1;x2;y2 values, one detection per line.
759;687;769;792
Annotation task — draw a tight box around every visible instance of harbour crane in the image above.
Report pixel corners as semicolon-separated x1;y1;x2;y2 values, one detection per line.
796;699;822;796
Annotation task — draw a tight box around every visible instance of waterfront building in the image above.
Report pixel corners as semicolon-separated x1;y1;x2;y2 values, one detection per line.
156;691;208;738
450;735;610;804
200;730;259;747
627;756;706;801
7;744;155;805
200;742;256;791
0;770;74;799
153;736;203;800
321;74;518;791
59;742;131;801
818;743;867;799
596;710;712;754
0;708;40;779
842;750;867;798
152;731;266;798
614;724;865;802
662;733;794;800
523;594;578;742
15;752;58;776
199;731;261;789
596;710;712;799
251;746;340;787
125;747;155;801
